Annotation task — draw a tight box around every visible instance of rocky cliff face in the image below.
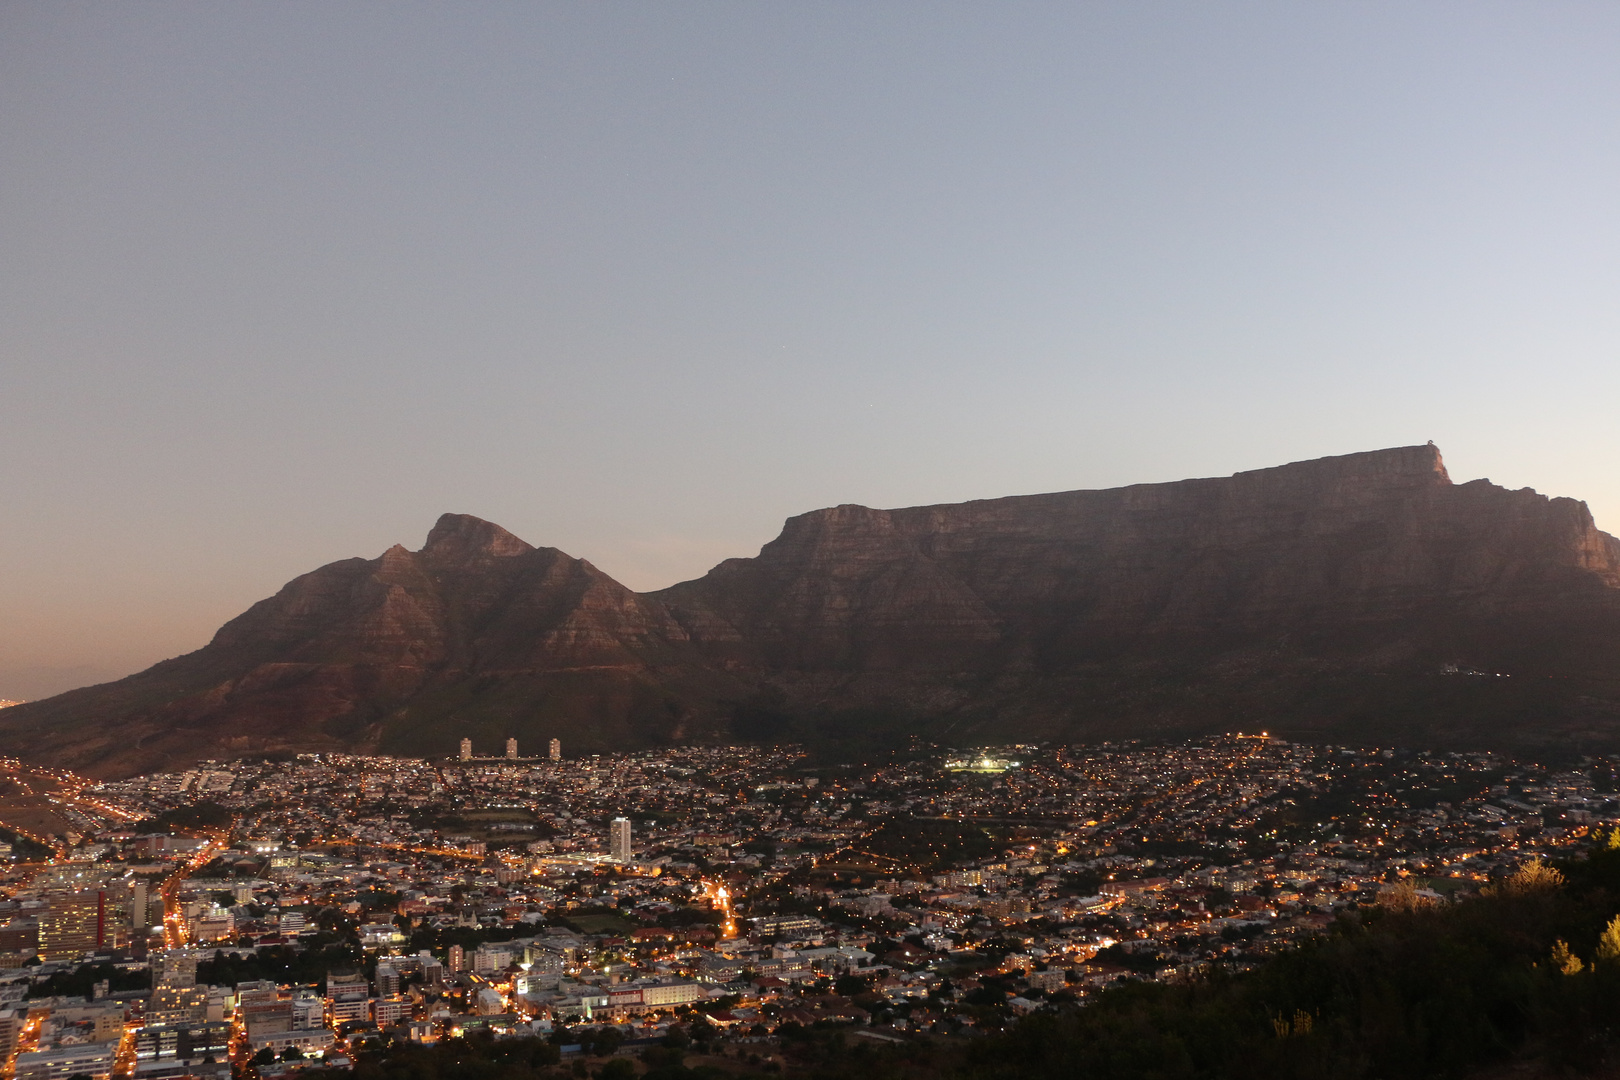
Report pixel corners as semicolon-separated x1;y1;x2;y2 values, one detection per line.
655;444;1620;670
8;445;1620;776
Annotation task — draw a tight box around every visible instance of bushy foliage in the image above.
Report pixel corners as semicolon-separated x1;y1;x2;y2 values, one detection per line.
0;825;55;860
779;846;1620;1079
197;943;366;988
341;1034;560;1080
138;801;233;832
26;961;151;999
952;847;1620;1079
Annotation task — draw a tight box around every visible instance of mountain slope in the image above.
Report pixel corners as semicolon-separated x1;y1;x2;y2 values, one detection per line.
653;444;1620;747
7;444;1620;776
0;514;741;776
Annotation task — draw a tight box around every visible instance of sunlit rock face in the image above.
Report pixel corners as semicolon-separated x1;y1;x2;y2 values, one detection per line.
10;445;1620;776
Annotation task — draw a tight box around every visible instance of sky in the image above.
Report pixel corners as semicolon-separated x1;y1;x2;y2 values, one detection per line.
3;2;1620;701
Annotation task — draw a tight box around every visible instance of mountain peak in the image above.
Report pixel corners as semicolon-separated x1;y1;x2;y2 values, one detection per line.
420;513;532;561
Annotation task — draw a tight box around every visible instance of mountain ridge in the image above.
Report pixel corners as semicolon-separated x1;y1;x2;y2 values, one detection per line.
8;444;1620;776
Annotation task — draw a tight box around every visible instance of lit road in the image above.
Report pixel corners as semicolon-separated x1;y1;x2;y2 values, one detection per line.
160;825;236;948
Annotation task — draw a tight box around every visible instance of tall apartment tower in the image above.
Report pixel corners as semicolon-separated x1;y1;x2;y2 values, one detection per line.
39;890;104;962
131;881;149;933
609;817;632;862
506;738;518;760
459;738;472;762
549;738;561;761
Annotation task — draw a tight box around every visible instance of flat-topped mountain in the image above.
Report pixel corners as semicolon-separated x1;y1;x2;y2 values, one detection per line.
657;443;1620;669
8;444;1620;775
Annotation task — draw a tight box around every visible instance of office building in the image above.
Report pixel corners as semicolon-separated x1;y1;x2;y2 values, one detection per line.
133;1021;230;1063
155;952;198;988
325;971;370;1024
373;998;409;1026
459;738;472;762
38;890;103;962
549;738;560;761
505;738;518;759
13;1042;116;1080
147;985;211;1025
610;817;632;862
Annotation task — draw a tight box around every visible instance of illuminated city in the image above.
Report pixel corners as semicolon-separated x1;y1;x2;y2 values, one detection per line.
3;735;1614;1077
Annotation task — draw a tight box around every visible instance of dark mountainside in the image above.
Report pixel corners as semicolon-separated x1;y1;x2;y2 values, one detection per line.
0;515;750;776
7;444;1620;776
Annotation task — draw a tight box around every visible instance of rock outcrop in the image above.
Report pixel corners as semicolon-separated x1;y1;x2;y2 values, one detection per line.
8;445;1620;775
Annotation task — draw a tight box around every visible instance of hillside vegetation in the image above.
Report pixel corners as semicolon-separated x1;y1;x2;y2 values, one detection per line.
791;843;1620;1079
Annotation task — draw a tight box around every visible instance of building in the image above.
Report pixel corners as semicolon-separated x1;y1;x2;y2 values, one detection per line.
749;914;824;938
2;917;39;960
506;738;518;760
641;980;705;1008
244;1028;333;1056
372;998;409;1026
1026;969;1067;992
291;991;323;1031
147;985;213;1025
13;1042;117;1080
607;980;705;1014
238;991;292;1043
155;952;197;988
1;1009;22;1066
359;922;405;949
459;738;473;762
471;945;503;975
133;1021;231;1063
190;909;234;943
447;944;465;973
325;971;370;1025
132;881;150;932
549;738;561;761
609;817;632;862
38;890;104;962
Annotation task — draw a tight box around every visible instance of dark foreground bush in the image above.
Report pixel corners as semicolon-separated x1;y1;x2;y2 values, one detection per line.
956;849;1620;1080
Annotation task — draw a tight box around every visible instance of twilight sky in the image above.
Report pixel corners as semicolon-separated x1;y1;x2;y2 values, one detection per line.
3;3;1620;701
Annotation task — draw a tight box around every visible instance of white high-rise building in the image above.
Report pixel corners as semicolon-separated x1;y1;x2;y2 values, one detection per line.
131;881;149;932
506;737;518;760
459;738;472;762
609;817;632;862
549;738;561;761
